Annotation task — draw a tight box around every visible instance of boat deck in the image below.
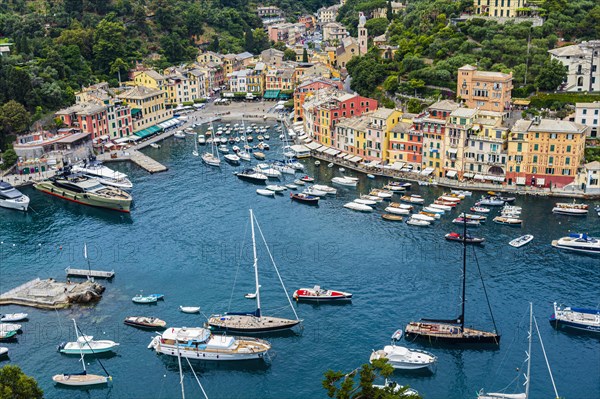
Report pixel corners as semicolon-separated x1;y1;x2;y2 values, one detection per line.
208;315;300;332
405;322;499;339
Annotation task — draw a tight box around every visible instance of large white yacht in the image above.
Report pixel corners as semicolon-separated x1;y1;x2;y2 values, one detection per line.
551;233;600;255
0;181;30;211
72;160;133;190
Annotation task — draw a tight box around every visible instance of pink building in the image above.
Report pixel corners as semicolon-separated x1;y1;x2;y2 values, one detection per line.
55;103;110;140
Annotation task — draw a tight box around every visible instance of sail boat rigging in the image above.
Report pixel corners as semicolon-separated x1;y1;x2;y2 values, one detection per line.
405;217;500;345
207;209;302;333
192;132;199;157
478;303;560;399
202;121;221;167
52;319;111;386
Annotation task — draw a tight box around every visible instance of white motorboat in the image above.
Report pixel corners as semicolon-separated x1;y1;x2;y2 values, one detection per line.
179;306;200;314
0;347;7;357
406;218;431;227
254;166;281;179
285;184;298;190
451;190;472;197
428;203;452;211
148;327;271;361
550;302;600;334
354;198;377;206
458;213;487;222
477;196;505;206
218;145;230;154
58;320;119;355
551;233;600;255
223;154;241;165
174;131;186;138
492;216;522;226
220;137;228;144
257;189;275;197
272;163;295;175
361;194;383;202
0;313;28;322
385;206;410;215
439;195;461;203
197;135;206;145
312;184;337;195
235;169;268;183
149;143;161;149
72;161;133;190
423;206;444;214
411;213;435;222
293;179;305;186
266;185;287;193
367;174;375;179
303;187;327;197
0;323;21;333
293;286;352;302
332;177;358;187
400;195;425;204
552;202;588;215
370;345;437;370
238;151;252;162
509;235;534;248
370;189;392;199
470;206;491;213
373;379;419;396
344;202;373;212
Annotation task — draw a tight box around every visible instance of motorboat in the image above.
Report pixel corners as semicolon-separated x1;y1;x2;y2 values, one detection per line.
293;179;306;186
373;379;419;396
509;235;533;248
257;189;275;197
232;145;240;152
223;154;241;165
264;134;270;140
445;232;485;245
387;181;411;189
477;196;505;206
354;198;377;206
290;193;319;205
312;184;337;195
293;286;352;302
382;214;403;221
300;175;315;182
451;190;472;197
452;218;481;227
470;206;490;213
72;161;133;190
58;334;119;355
439;195;461;203
285;184;298;190
370;189;393;199
266;185;287;193
218;145;230;154
458;213;487;222
179;306;201;314
411;213;435;222
235;169;268;184
370;345;437;370
254;166;281;179
361;194;383;203
202;152;221;167
367;174;375;179
551;233;600;255
422;206;444;214
389;203;414;211
148;327;271;361
406;218;430;227
0;329;17;340
253;151;266;160
419;211;440;219
400;195;424;204
238;151;252;162
198;135;206;145
428;203;452;211
174;131;186;138
344;202;373;212
34;171;132;213
0;324;21;334
0;313;28;322
493;216;522;226
434;199;457;207
303;187;327;197
552;202;588;215
132;294;158;304
124;316;166;329
550;302;599;334
332;177;358;187
220;137;228;144
383;184;406;192
385;206;410;215
271;162;295;175
0;347;7;357
149;143;160;149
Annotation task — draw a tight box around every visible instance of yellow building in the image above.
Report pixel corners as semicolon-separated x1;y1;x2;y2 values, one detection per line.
474;0;525;17
118;86;172;133
132;70;166;91
366;108;402;163
197;51;223;65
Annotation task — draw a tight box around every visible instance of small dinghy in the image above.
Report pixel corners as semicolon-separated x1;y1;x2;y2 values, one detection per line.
253;151;266;160
354;198;377;206
257;189;275;197
293;179;306;186
493;216;522;226
332;177;358;187
293;286;352;302
423;206;444;214
149;143;160;149
445;232;485;244
132;293;158;304
429;203;452;211
0;347;7;357
314;160;321;166
285;184;298;190
367;174;375;179
303;187;327;197
290;193;319;205
470;206;490;213
382;214;403;221
411;213;435;222
327;163;334;168
124;316;166;329
370;189;392;199
300;175;315;182
312;184;337;195
406;218;430;227
509;234;534;248
179;306;200;314
458;213;487;222
0;313;28;322
385;206;409;215
344;202;373;212
266;185;287;193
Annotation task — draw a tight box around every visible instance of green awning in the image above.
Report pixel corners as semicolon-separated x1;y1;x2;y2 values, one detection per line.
263;90;280;99
134;128;152;138
278;92;291;100
131;108;142;116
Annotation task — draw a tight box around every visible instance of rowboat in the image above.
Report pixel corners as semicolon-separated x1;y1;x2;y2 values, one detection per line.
344;202;373;212
382;214;403;221
509;235;534;248
419;211;440;219
354;198;377;206
493;216;522;226
422;206;444;214
290;193;319;205
458;213;487;222
180;306;200;314
124;316;167;329
384;206;410;215
428;203;452;211
132;294;158;304
435;199;458;206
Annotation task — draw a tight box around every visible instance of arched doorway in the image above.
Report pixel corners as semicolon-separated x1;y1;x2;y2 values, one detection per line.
488;166;504;175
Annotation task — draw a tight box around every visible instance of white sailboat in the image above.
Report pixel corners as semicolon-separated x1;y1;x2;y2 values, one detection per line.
207;209;302;333
53;319;111;386
237;117;252;162
58;319;119;355
192;133;199;157
202;122;221;167
477;303;560;399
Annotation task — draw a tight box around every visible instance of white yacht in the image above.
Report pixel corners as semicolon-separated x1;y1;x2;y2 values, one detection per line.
148;327;271;361
551;233;600;255
370;345;437;371
552;202;588;215
0;181;30;211
72;161;133;190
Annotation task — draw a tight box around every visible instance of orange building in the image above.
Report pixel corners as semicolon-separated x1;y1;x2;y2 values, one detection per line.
457;65;513;113
293;79;343;122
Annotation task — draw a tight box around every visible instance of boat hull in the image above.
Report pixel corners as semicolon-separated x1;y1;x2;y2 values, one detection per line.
405;323;500;345
207;315;301;333
52;374;108;386
34;182;131;213
0;196;30;211
549;317;600;334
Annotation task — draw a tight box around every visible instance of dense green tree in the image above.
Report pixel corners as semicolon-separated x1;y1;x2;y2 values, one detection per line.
535;59;568;91
302;48;309;63
365;18;388;37
110;58;129;86
283;48;296;61
93;17;127;74
273;41;287;51
1;149;18;170
0;365;43;399
386;1;393;21
244;27;254;53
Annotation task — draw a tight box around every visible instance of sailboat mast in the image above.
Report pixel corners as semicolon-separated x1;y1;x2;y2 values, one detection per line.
84;243;91;275
250;209;261;318
525;302;533;399
461;216;467;330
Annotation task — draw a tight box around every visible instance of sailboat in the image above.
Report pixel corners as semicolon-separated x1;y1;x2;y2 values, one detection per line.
202;122;221;167
404;218;500;345
237;117;252;162
477;303;560;399
207;209;302;333
53;320;111;386
192;133;199;157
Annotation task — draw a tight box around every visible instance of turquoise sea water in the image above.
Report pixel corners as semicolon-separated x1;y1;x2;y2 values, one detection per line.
0;125;599;399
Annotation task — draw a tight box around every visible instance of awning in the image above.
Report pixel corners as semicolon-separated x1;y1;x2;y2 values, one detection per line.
513;99;531;106
223;92;234;98
131;108;142;116
446;170;457;178
104;143;114;148
134;125;162;139
315;145;328;153
390;162;405;170
474;174;485;180
489;175;505;182
463;172;475;178
366;160;381;167
263;90;280;99
344;154;354;160
516;176;526;185
448;148;458;154
98;135;109;141
336;152;347;158
349;156;362;162
302;137;313;144
420;167;434;176
324;147;340;156
305;141;321;150
158;118;180;129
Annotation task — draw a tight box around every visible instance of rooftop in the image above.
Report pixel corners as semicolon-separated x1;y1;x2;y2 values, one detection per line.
118;86;163;100
450;108;478;118
548;44;587;57
371;107;396;119
428;100;460;112
528;119;587;134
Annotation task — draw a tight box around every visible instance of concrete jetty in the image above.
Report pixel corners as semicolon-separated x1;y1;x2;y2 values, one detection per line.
98;149;167;173
0;278;105;309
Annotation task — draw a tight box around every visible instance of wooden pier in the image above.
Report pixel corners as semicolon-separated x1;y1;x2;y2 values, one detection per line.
65;267;115;279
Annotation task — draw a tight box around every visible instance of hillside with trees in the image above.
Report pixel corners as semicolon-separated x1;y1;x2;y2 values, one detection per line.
340;0;599;107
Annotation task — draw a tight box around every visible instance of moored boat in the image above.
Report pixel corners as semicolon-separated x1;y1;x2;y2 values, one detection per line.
266;185;287;193
406;218;430;227
508;235;534;248
452;217;480;227
256;189;275;197
179;306;200;314
290;193;319;205
369;345;437;371
72;160;133;190
382;214;403;221
458;213;487;222
354;198;377;206
549;302;599;334
303;187;328;197
332;177;358;187
0;181;30;211
445;232;485;245
235;169;268;184
293;286;352;302
477;196;505;206
312;184;337;195
493;216;522;226
344;202;373;212
132;293;158;304
551;233;600;255
385;206;410;215
470;206;490;213
0;313;28;322
124;316;166;329
552;202;588;215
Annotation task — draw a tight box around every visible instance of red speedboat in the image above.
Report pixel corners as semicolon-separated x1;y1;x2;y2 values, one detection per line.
444;232;485;244
293;286;352;302
300;175;315;182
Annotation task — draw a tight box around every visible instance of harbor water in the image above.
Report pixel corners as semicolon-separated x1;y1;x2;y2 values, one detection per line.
1;125;599;398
